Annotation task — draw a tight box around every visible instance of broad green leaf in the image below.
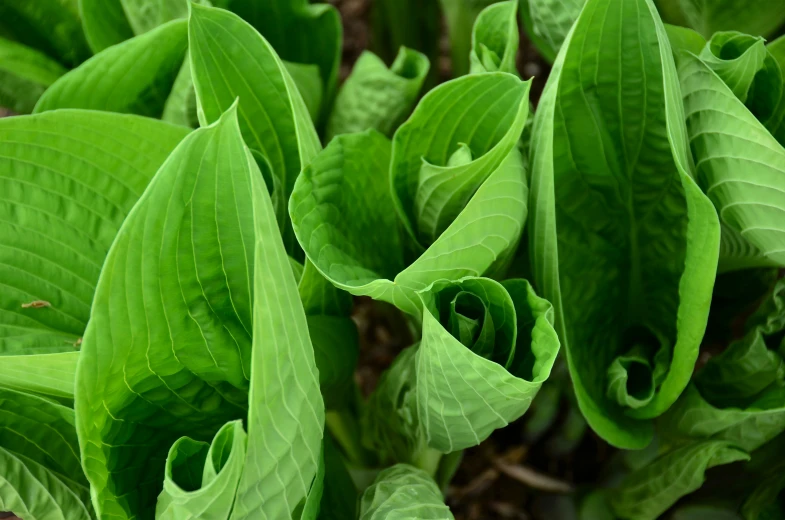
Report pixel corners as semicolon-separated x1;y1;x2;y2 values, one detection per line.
359;464;453;520
469;1;518;75
35;20;188;118
0;110;188;355
679;52;785;271
0;38;66;114
529;0;720;449
678;0;785;39
0;0;90;67
155;421;246;519
660;279;785;452
326;47;430;140
189;3;322;256
438;0;496;77
225;0;342;121
0;387;91;519
1;351;79;401
161;56;199;128
75;107;324;519
79;0;134;52
519;0;586;63
611;440;749;520
415;278;559;452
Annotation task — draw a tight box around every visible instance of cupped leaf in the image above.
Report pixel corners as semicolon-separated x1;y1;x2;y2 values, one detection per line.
225;0;341;122
79;0;134;53
0;387;91;519
326;47;430;141
292;75;530;316
156;421;246;519
189;3;321;255
697;31;784;135
469;1;519;75
75;107;324;519
415;278;559;452
438;0;496;77
0;38;66;114
359;464;454;520
678;0;785;39
35;20;188;118
611;440;749;520
0;0;90;67
529;0;720;449
679;52;785;271
0;110;189;355
519;0;586;63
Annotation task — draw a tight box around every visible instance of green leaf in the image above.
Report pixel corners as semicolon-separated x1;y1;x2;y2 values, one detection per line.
284;60;324;124
292;73;530;316
519;0;586;63
189;3;322;256
0;387;91;520
326;47;430;141
414;277;559;452
679;52;785;271
79;0;134;52
0;38;66;114
359;464;454;520
162;56;200;128
75;106;324;519
0;110;188;355
529;0;721;449
121;0;203;35
469;1;519;75
318;435;358;520
225;0;342;121
0;0;90;67
742;463;785;520
611;440;749;520
156;421;246;519
35;20;188;118
665;24;707;56
678;0;785;39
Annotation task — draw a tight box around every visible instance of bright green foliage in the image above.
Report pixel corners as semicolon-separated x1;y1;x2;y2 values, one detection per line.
439;0;497;77
326;47;430;140
529;0;720;449
359;464;453;520
35;20;188;118
611;440;749;520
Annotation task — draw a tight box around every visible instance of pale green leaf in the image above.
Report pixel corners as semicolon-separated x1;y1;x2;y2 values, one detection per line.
359;464;453;520
75;106;324;519
0;38;66;114
326;47;430;140
1;351;79;401
529;0;720;449
611;440;749;520
189;3;322;256
679;52;785;270
664;24;706;56
469;1;519;75
35;20;188;118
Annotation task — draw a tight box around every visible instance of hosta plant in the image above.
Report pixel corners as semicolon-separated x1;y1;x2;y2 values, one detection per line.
1;0;785;519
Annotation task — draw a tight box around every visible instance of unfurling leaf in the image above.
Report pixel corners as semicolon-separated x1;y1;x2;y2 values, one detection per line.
529;0;720;449
359;464;454;520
